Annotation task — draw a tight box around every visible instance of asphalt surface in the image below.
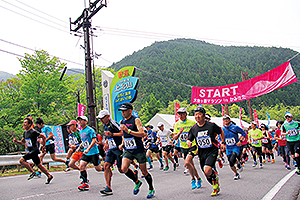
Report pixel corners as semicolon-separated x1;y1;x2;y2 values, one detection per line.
1;155;300;200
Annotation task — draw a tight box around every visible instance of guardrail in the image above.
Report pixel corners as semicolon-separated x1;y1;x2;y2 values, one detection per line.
0;153;67;173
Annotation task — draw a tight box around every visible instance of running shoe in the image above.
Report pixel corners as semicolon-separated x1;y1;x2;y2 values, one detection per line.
212;176;219;190
271;159;275;164
164;166;169;171
234;173;240;180
191;179;197;190
184;168;189;174
133;180;142;195
35;171;41;178
78;182;89;191
197;178;202;188
296;168;300;175
173;163;177;171
160;165;164;170
45;175;53;184
65;160;70;168
252;162;257;167
100;186;113;195
147;189;155;198
286;164;291;170
268;159;271;163
176;163;179;167
218;158;223;168
148;165;153;170
27;172;36;180
262;160;266;163
259;163;263;169
64;168;71;172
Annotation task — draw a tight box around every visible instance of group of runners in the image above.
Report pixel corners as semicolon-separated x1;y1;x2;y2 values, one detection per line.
13;103;300;198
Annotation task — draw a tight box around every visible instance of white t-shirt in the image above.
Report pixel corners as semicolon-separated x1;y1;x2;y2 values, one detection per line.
157;129;173;147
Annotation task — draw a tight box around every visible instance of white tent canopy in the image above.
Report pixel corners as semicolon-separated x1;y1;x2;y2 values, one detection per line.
147;113;251;131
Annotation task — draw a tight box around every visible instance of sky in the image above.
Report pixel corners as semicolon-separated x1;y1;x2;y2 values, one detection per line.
0;0;300;75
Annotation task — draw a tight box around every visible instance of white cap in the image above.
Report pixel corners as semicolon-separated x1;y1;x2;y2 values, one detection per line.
223;115;230;120
177;107;189;114
77;116;88;122
157;122;164;127
251;121;257;125
96;110;110;119
285;113;293;118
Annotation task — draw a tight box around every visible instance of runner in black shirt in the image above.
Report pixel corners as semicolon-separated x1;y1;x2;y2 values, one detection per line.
187;107;225;196
13;117;53;184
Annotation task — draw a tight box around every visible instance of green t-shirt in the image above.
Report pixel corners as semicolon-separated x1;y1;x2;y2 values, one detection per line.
248;128;263;147
174;118;196;149
282;121;300;142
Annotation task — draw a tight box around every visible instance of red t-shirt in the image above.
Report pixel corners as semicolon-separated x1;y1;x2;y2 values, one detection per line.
275;129;287;146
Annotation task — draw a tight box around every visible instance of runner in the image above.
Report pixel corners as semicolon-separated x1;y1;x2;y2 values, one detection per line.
145;124;164;170
173;107;202;190
77;116;104;191
13;117;53;184
157;122;177;171
222;115;245;180
260;124;275;163
187;106;225;196
35;118;69;172
97;110;124;195
281;113;300;174
118;103;155;198
274;120;291;169
248;121;264;169
66;120;83;170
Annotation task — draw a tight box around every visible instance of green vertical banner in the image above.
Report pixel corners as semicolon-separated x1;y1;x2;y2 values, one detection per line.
110;66;139;122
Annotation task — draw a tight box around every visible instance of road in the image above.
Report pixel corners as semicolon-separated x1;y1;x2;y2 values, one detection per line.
1;155;299;200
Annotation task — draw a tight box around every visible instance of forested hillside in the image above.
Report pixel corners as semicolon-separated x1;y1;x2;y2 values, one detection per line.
110;39;300;114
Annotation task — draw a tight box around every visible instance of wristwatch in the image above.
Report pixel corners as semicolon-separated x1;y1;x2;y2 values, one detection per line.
128;129;131;134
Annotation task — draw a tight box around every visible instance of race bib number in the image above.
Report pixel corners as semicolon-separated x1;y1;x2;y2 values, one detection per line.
108;138;117;149
180;132;188;142
261;139;268;143
225;138;236;146
25;138;33;147
160;136;167;144
252;139;259;145
288;129;299;137
82;140;89;149
196;135;212;148
124;137;137;150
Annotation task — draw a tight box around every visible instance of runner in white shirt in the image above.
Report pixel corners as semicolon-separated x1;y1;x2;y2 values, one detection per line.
157;122;177;171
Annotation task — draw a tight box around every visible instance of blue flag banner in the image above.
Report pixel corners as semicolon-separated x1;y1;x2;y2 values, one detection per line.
267;112;270;127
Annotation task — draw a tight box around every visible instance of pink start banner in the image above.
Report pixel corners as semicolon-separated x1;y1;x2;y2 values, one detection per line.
191;61;297;105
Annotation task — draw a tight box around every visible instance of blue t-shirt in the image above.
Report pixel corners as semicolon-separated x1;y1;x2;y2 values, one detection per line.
80;126;99;156
147;130;158;148
42;125;54;146
222;124;245;154
104;119;122;150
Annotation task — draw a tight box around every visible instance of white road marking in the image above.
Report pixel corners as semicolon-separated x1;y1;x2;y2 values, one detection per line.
14;193;45;200
261;169;296;200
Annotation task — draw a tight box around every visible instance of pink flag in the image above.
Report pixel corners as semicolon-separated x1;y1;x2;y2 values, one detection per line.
222;105;225;126
239;107;244;128
191;62;297;105
175;102;180;122
77;103;86;117
253;109;259;127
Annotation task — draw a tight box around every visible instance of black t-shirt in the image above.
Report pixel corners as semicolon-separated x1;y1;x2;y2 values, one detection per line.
121;116;144;154
23;128;40;152
188;121;222;151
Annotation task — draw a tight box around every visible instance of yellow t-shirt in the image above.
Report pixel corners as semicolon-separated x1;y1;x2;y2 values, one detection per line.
174;119;196;149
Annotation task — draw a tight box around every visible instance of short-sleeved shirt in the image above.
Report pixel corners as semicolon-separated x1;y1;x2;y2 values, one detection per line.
23;128;40;152
282;121;300;142
188;121;222;151
275;129;287;146
41;125;54;146
147;130;158;148
104;119;122;151
80;126;99;156
157;129;173;147
174;119;196;149
68;130;83;152
222;124;245;152
248;128;263;147
120;116;144;154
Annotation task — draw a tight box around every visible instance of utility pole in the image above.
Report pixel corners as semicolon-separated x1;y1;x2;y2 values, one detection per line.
70;0;107;128
241;71;254;121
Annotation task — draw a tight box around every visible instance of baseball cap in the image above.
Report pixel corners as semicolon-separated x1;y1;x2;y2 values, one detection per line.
145;124;153;129
177;107;188;114
67;120;77;126
194;106;206;114
223;115;231;120
285;113;293;118
157;122;164;127
251;121;257;125
96;110;110;119
205;114;211;119
118;103;133;111
77;116;88;122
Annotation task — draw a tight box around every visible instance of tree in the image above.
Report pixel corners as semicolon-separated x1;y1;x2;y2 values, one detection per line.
139;94;163;125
